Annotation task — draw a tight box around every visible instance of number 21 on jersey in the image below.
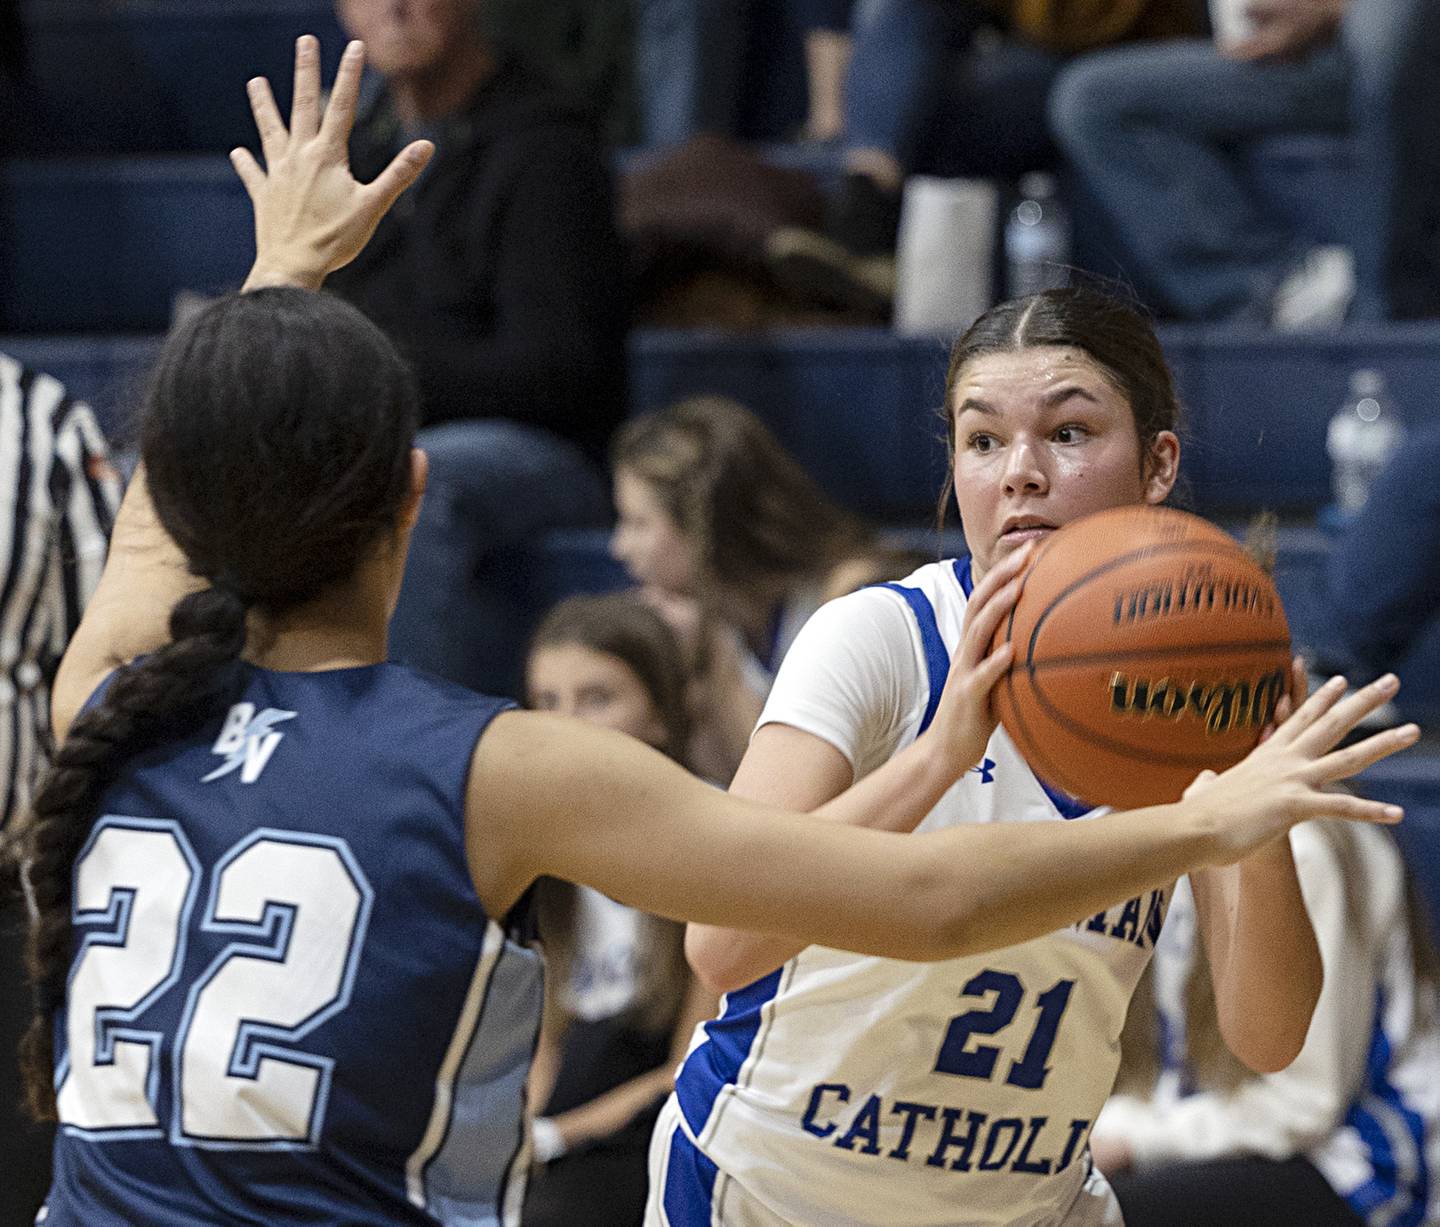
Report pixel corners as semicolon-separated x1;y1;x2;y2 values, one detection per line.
934;969;1075;1091
56;815;372;1150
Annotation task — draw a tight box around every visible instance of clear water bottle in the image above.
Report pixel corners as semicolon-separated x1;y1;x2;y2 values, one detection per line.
1005;173;1069;299
1326;369;1403;518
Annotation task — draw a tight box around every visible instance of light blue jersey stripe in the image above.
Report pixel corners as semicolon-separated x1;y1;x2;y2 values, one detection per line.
416;933;545;1226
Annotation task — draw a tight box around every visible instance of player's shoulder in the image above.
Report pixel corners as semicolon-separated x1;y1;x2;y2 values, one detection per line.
360;663;516;748
779;559;971;692
884;557;972;607
848;557;972;650
818;557;969;620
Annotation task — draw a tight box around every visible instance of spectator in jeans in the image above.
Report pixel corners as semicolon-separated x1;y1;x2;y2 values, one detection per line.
1048;0;1440;324
632;0;856;146
327;0;628;698
1317;420;1440;684
631;0;752;145
768;0;1199;315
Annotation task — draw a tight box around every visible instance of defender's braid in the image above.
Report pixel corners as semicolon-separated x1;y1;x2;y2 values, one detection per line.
16;584;248;1120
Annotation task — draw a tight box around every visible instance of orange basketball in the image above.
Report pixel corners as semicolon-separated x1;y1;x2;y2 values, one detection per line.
991;506;1292;810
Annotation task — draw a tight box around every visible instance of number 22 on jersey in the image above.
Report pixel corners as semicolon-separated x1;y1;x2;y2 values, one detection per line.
57;815;372;1150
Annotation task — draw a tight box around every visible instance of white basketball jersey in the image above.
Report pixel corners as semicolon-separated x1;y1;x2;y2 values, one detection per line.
669;559;1172;1227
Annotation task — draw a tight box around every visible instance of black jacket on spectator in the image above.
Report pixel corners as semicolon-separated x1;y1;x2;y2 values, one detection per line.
328;61;629;463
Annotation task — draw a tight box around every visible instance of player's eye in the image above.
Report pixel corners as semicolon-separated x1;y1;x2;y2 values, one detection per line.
1052;424;1090;444
967;432;1000;453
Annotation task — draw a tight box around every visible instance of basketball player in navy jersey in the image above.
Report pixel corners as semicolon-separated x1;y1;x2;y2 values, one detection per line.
10;37;1417;1227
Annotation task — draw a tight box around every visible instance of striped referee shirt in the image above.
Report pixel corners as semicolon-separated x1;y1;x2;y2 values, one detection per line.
0;353;120;831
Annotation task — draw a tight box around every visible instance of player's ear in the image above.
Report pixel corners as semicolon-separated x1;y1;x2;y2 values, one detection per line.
401;448;428;532
1142;431;1180;505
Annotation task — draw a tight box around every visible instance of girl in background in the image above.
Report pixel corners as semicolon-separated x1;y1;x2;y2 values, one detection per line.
610;395;878;780
523;594;715;1226
1092;818;1440;1227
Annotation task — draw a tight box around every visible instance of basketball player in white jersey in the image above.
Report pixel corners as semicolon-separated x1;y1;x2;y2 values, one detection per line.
648;291;1415;1227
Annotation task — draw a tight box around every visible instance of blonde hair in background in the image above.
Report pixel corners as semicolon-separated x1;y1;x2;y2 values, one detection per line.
612;396;874;606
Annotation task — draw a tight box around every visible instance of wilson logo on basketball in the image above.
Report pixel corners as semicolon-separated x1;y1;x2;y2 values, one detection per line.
1108;669;1287;735
1111;568;1278;626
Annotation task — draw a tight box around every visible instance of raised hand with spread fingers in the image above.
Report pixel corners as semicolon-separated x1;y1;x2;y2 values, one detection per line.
231;36;435;292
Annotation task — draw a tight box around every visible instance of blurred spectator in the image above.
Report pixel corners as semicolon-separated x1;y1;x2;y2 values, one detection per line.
1092;819;1440;1226
522;594;716;1226
768;0;1200;315
631;1;867;148
326;0;628;699
632;0;753;146
794;0;858;142
610;396;876;781
621;134;841;327
0;0;24;156
0;354;121;1227
818;541;935;602
484;0;637;144
1049;0;1440;324
1317;421;1440;683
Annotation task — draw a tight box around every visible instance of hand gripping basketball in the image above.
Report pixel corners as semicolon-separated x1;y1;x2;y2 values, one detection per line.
925;544;1033;777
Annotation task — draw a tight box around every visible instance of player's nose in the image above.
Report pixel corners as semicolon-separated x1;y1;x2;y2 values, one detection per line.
1001;438;1049;495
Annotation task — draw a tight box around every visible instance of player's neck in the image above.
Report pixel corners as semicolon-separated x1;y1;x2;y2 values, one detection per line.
244;569;391;673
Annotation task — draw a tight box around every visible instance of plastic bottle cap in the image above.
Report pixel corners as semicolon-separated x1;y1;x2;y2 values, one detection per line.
1018;172;1056;200
1350;369;1384;398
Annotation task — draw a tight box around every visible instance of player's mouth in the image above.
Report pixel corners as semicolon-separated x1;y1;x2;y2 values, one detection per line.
999;516;1057;544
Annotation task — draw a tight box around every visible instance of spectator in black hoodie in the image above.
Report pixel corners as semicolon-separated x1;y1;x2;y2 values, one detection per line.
328;0;628;698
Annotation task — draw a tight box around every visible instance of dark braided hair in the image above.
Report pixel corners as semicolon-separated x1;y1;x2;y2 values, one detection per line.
12;288;418;1120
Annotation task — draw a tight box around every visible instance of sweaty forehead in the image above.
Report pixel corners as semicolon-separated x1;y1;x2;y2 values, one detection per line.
953;347;1119;402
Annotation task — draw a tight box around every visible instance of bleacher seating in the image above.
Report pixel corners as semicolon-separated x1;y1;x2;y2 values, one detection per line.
0;158;253;333
8;324;1440;518
5;1;1438;915
9;1;344;155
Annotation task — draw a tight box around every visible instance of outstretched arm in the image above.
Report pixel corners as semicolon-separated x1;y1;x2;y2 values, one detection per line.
51;36;432;741
466;674;1415;969
234;36;433;292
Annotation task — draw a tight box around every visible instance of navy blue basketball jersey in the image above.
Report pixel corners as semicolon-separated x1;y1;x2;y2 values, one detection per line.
42;662;540;1226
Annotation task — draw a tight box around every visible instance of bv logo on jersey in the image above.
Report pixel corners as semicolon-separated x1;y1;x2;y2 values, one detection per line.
202;703;297;784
